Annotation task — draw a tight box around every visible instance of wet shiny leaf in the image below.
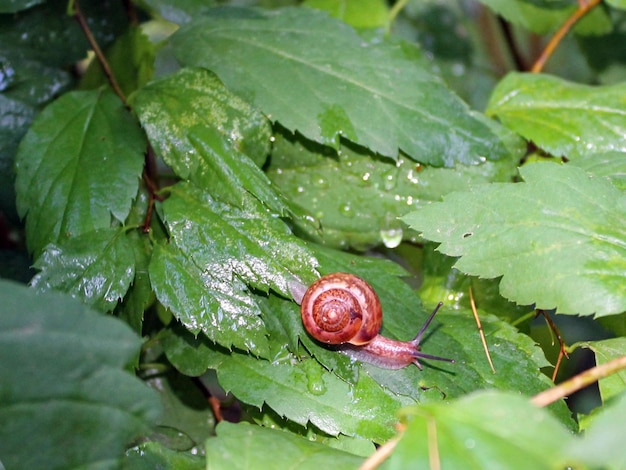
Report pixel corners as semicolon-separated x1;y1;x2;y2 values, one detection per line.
131;67;272;170
149;183;318;355
15;89;145;257
171;7;509;166
487;72;626;159
404;162;626;316
31;228;135;313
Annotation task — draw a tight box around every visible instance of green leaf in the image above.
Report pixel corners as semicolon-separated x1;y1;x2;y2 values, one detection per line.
131;66;272;170
388;390;572;469
212;351;404;442
303;0;389;29
580;338;626;402
150;242;270;356
606;0;626;9
158;182;318;299
486;72;626;159
567;391;626;469
0;280;161;469
0;94;35;220
15;88;146;257
30;228;135;312
170;7;508;166
476;0;611;35
149;182;317;355
268;131;520;249
137;0;218;24
205;422;367;469
145;369;215;450
403;162;626;317
0;0;127;68
0;53;72;107
125;442;204;470
570;152;626;191
0;0;45;13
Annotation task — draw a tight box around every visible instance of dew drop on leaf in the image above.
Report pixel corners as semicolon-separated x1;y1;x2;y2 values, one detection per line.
380;227;403;248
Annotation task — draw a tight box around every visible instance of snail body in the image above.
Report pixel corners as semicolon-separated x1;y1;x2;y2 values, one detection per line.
299;272;454;370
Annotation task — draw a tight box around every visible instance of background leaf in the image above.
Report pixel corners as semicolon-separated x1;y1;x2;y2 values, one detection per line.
303;0;389;29
388;390;573;469
567;391;626;469
0;280;161;470
206;422;366;470
14;88;145;257
170;6;509;166
268;130;521;249
580;337;626;402
403;162;626;317
487;72;626;159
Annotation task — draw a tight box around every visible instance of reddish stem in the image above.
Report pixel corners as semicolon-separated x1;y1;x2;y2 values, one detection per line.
531;0;602;73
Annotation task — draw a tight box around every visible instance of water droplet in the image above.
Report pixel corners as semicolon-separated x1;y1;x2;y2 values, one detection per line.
339;203;355;218
380;227;403;248
297;186;305;193
362;172;371;182
302;359;327;395
314;178;329;189
384;173;396;191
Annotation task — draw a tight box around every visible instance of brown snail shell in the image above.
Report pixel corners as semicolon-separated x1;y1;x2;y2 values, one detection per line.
299;272;454;370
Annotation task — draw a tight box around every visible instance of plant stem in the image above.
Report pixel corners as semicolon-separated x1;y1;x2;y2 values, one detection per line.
72;0;127;105
531;355;626;407
386;0;409;35
531;0;601;73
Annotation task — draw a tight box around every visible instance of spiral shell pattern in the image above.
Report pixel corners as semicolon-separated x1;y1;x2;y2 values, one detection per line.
300;273;382;345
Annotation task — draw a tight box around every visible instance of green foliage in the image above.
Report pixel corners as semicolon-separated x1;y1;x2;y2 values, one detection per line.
403;162;626;317
0;279;160;469
1;0;625;468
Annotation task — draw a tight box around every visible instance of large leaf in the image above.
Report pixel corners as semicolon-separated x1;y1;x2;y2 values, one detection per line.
388;391;573;468
268;130;520;249
567;391;626;469
149;183;318;355
14;88;146;257
487;73;626;159
131;67;272;171
0;280;160;469
30;228;136;312
170;7;509;166
205;422;367;469
216;352;404;442
403;162;626;317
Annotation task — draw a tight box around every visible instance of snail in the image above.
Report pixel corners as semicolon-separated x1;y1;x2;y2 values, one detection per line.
298;272;454;370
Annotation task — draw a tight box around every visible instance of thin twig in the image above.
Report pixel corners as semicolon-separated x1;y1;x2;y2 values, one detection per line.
141;145;162;233
531;355;626;407
427;417;441;470
469;287;496;374
531;0;602;73
358;435;401;470
537;310;569;382
71;0;127;104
